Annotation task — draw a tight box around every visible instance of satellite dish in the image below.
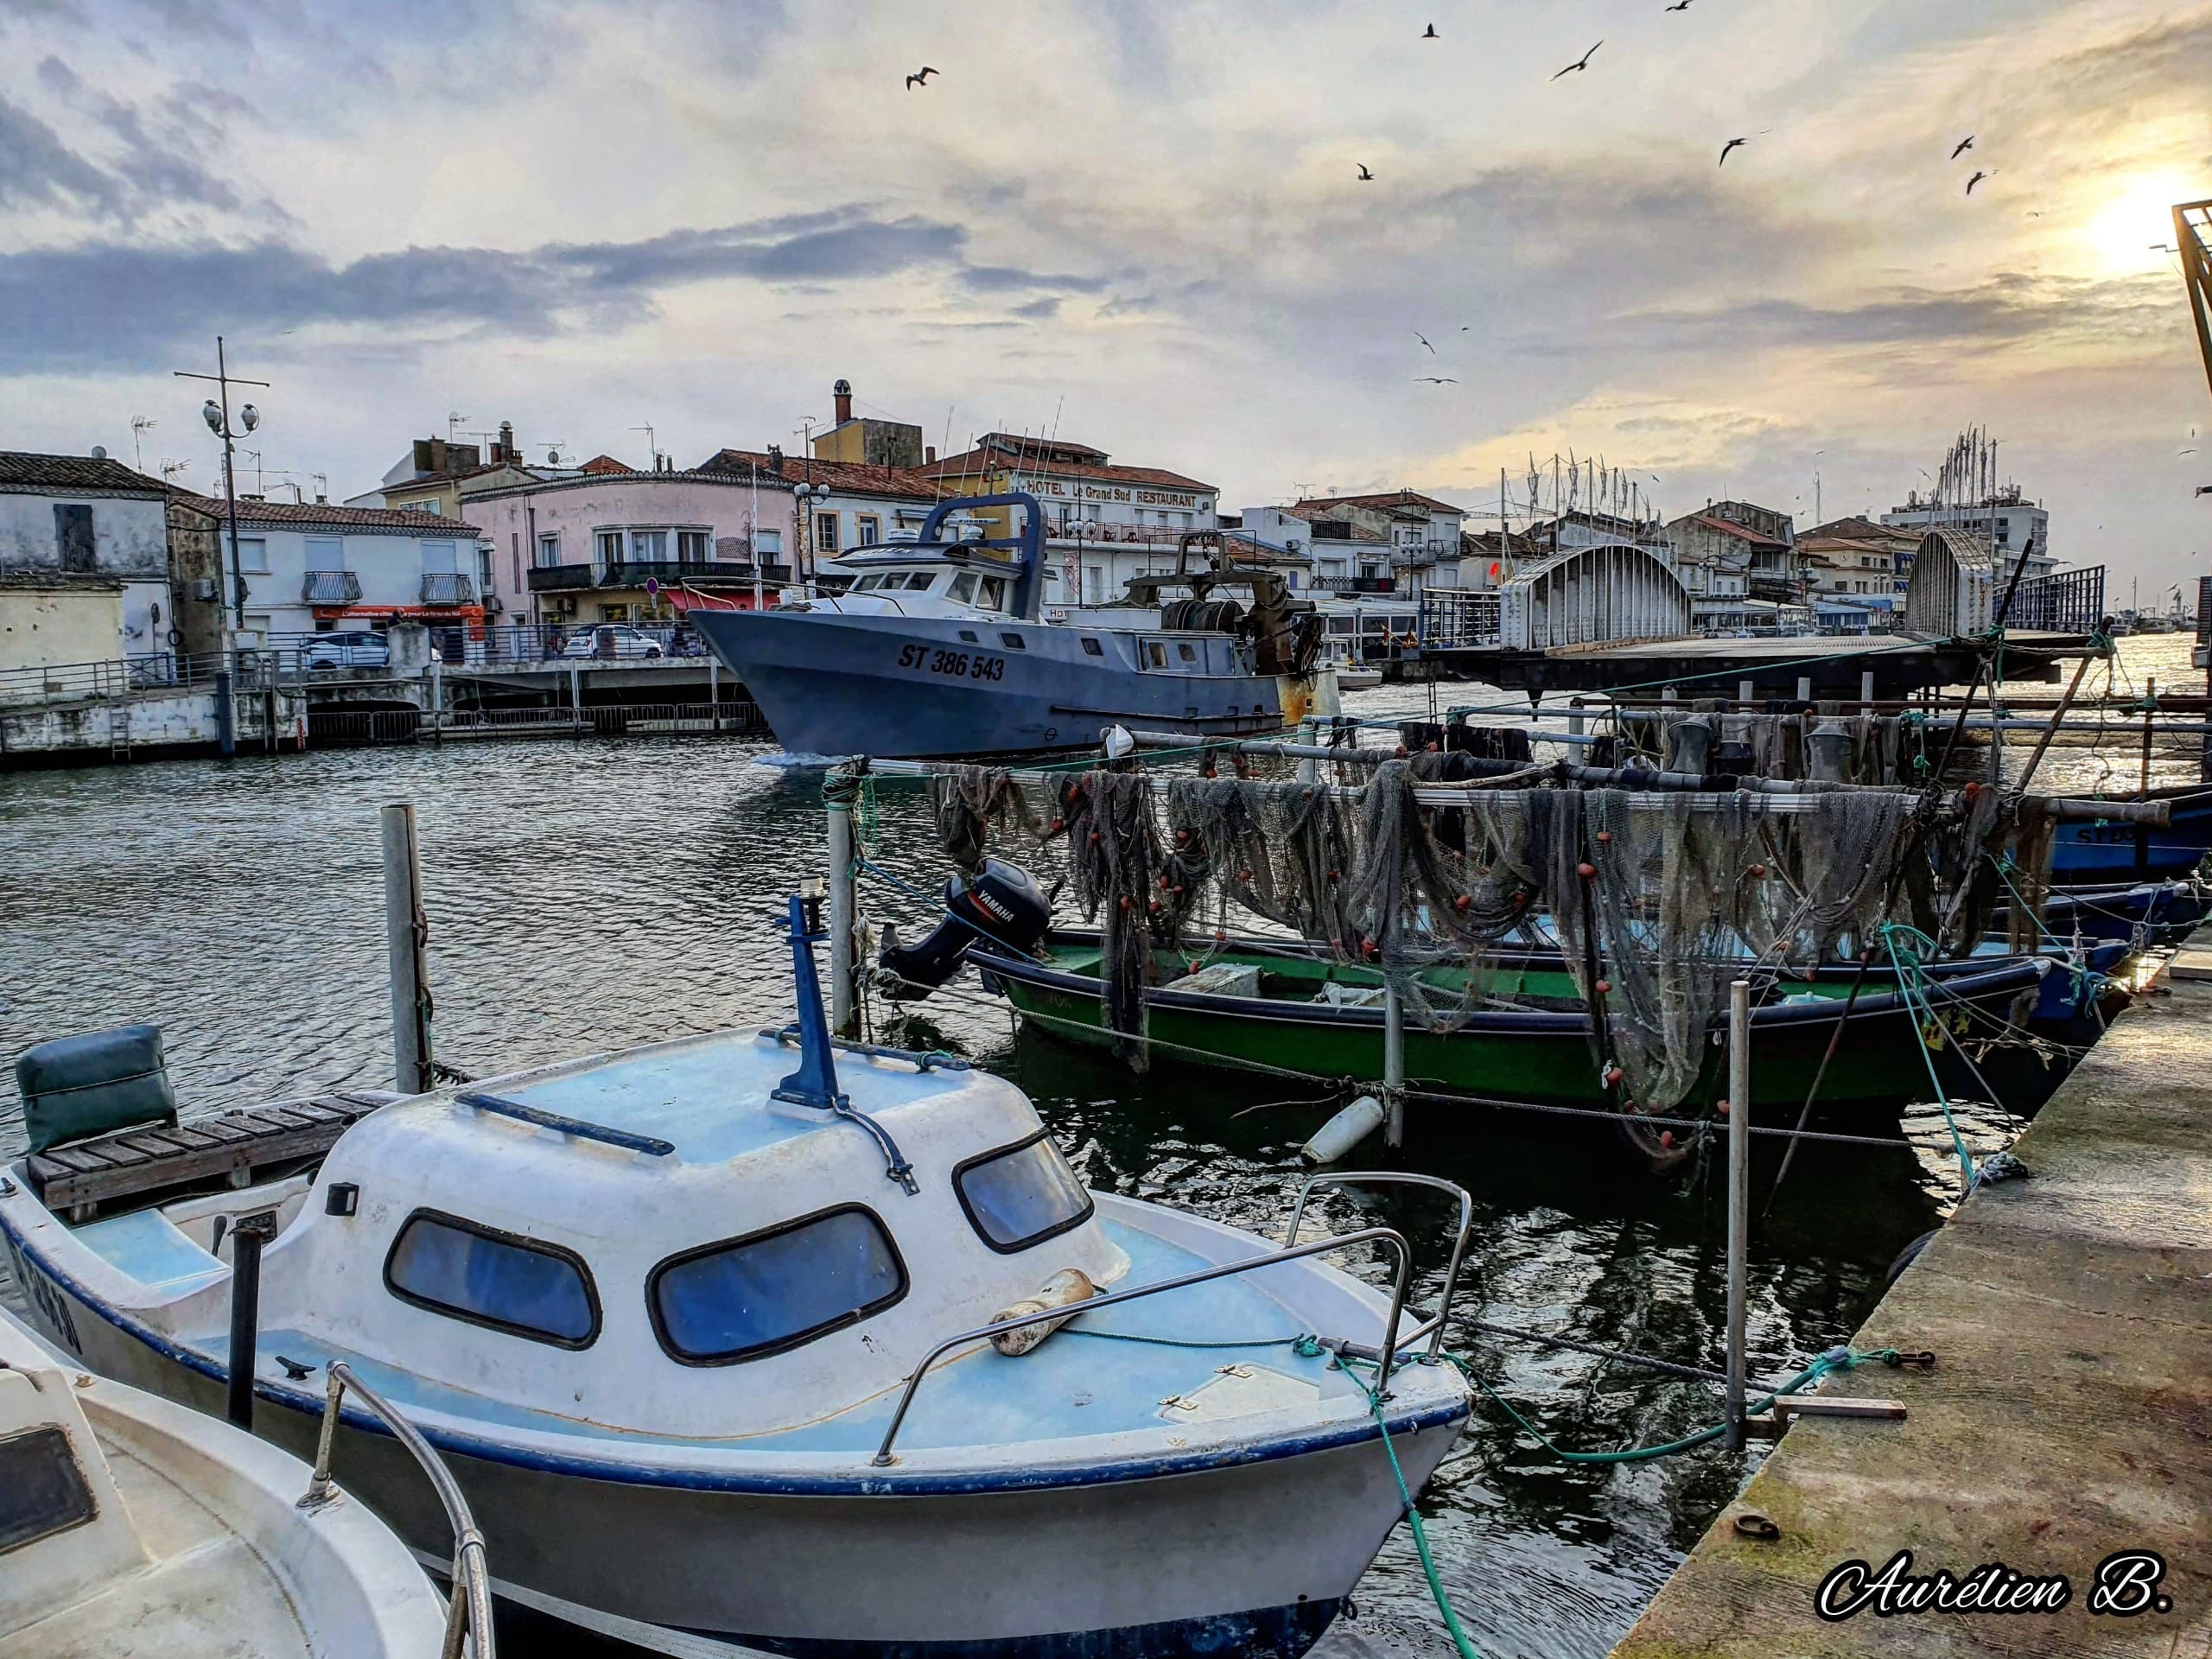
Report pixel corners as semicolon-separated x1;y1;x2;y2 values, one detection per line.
546;449;561;465
90;445;108;460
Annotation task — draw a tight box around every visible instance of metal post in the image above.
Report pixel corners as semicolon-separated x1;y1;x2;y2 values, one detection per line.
1295;716;1317;785
1567;696;1586;739
569;660;582;733
826;797;858;1039
1738;679;1754;709
1796;676;1814;703
1725;978;1751;1451
215;663;235;757
1382;982;1406;1148
1860;671;1875;715
382;804;434;1095
709;658;721;735
429;658;442;746
226;1212;277;1429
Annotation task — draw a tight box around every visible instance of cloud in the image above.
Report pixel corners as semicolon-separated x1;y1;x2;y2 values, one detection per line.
0;208;971;370
1011;296;1061;320
0;92;119;213
957;264;1111;296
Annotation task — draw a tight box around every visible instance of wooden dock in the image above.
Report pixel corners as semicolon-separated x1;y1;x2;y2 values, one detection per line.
1611;936;2212;1657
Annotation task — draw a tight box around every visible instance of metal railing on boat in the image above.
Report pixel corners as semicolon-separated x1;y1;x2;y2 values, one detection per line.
872;1224;1418;1466
301;1360;496;1659
1284;1171;1471;1359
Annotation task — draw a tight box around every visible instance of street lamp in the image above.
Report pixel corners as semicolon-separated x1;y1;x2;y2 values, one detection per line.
176;337;269;634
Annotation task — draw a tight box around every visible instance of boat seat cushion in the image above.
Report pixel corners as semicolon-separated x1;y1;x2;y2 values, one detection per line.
16;1025;179;1155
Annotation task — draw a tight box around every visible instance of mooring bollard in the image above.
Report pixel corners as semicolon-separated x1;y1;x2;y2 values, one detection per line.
226;1211;278;1430
826;794;858;1039
381;803;435;1095
1725;977;1751;1451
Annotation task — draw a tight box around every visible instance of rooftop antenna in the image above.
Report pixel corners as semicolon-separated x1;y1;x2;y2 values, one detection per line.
631;423;659;470
448;413;469;444
160;457;190;483
130;415;156;473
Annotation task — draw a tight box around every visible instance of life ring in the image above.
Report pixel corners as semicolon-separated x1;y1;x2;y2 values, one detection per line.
167;626;182;646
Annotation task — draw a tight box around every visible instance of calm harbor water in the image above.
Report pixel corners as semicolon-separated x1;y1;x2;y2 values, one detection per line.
0;635;2199;1659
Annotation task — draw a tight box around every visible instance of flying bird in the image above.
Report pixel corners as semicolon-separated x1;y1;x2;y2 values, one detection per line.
1965;169;1988;194
905;66;939;89
1719;137;1749;166
1552;41;1602;79
1414;331;1435;354
1415;377;1459;385
2197;486;2212;498
1665;0;1693;10
1950;136;1974;160
1422;22;1439;37
1357;162;1375;181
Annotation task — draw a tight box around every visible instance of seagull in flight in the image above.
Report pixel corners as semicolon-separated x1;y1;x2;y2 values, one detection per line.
1552;41;1602;79
1414;331;1435;354
1665;0;1693;10
1965;169;1988;194
1950;136;1975;160
1422;22;1439;37
1719;137;1749;166
905;66;939;89
1357;162;1375;181
1415;377;1459;385
2197;485;2212;498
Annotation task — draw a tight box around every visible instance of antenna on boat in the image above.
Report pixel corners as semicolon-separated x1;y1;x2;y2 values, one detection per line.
772;893;920;1195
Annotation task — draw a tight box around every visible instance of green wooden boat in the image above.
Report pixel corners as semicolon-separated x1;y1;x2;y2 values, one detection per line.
969;933;2050;1124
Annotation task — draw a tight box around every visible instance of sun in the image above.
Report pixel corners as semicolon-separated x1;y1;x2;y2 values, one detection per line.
2080;171;2197;276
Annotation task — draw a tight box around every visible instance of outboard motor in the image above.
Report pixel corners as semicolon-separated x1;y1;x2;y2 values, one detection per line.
880;857;1052;1000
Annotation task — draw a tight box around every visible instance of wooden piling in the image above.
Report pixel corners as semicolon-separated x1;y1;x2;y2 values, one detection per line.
1725;978;1751;1452
826;797;859;1039
381;803;434;1095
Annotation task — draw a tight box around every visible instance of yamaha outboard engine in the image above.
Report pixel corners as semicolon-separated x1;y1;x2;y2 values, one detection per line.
880;857;1052;1000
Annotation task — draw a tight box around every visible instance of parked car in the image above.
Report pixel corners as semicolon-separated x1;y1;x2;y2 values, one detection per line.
561;624;665;660
302;630;391;670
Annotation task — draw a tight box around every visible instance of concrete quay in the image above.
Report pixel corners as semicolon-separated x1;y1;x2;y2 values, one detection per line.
1611;938;2212;1657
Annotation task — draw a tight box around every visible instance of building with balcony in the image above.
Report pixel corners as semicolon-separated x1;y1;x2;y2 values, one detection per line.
1281;491;1469;595
461;470;800;626
1799;516;1919;614
695;443;941;582
1662;500;1799;603
1879;486;2053;584
918;431;1220;608
171;494;484;644
345;421;576;516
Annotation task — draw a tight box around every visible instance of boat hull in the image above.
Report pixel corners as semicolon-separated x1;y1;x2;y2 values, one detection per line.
692;607;1330;760
3;1217;1459;1659
976;944;2050;1123
2049;785;2212;883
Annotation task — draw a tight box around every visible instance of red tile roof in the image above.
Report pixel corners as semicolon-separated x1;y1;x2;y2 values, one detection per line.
173;493;461;532
1294;489;1463;517
580;454;635;475
700;448;942;501
0;451;168;493
918;442;1215;495
1678;512;1788;549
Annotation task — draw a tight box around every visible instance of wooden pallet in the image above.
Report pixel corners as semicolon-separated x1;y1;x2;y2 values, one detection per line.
24;1090;395;1217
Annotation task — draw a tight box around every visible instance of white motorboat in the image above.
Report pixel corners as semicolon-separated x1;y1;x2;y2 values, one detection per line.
0;1303;452;1659
3;899;1475;1658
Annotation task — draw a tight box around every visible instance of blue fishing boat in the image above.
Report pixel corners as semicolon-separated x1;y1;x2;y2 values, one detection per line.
3;899;1473;1659
690;496;1338;759
2048;783;2212;883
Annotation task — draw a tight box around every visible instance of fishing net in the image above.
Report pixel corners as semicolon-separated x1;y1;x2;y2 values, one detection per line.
1058;769;1160;1068
931;766;1047;874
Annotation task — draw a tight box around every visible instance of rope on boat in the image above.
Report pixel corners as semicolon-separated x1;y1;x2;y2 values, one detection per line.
1878;924;1978;1185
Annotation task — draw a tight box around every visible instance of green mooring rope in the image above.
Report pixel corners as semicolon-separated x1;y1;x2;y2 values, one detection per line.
1878;922;1977;1184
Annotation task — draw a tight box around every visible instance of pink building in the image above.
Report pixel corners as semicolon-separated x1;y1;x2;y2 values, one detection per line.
462;469;800;627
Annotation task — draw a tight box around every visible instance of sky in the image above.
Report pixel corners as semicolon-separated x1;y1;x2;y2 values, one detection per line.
3;0;2209;606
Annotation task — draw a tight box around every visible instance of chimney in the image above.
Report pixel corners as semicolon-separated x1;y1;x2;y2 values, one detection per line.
832;378;853;425
498;420;515;464
925;444;937;465
767;443;784;469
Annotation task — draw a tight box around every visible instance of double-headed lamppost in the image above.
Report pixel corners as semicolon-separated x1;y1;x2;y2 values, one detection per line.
173;337;267;636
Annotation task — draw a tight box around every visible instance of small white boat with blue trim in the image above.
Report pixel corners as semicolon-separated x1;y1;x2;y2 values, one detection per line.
2;899;1474;1658
0;1303;452;1659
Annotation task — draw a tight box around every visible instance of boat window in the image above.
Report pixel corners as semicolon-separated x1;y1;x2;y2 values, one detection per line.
1081;637;1104;657
948;572;978;605
649;1205;907;1365
954;1130;1095;1253
384;1210;600;1349
0;1426;97;1553
851;575;880;590
976;575;1007;612
1177;642;1198;663
958;628;980;644
1145;641;1167;669
1000;632;1026;650
903;573;938;592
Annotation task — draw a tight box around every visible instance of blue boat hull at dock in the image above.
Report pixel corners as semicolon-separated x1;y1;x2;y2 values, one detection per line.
694;607;1324;760
2049;784;2212;883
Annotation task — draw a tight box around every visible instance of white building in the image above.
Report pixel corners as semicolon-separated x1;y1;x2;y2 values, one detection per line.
696;447;939;580
1;452;174;661
1277;491;1470;596
1880;487;2053;582
918;433;1220;608
176;495;484;643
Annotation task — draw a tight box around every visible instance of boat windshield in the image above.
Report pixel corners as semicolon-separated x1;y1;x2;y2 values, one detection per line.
954;1131;1093;1253
649;1205;907;1365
